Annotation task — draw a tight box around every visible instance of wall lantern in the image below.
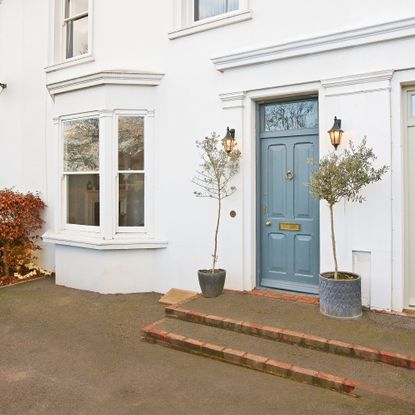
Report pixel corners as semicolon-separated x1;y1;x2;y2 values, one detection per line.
222;127;236;154
328;116;343;150
0;83;7;95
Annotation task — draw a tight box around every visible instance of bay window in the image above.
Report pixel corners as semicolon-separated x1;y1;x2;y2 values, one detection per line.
60;110;152;239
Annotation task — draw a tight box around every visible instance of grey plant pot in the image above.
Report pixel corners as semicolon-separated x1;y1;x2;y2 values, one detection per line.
198;269;226;298
319;272;362;319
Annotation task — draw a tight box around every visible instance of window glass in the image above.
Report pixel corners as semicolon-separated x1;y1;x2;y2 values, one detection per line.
66;16;88;58
65;0;88;17
194;0;239;21
64;118;99;172
118;116;144;171
64;117;99;227
119;173;145;227
67;174;100;226
412;95;415;118
118;116;145;227
65;0;88;59
264;100;318;132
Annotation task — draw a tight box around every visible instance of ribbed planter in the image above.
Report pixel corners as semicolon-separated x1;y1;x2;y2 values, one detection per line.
319;272;362;319
198;269;226;298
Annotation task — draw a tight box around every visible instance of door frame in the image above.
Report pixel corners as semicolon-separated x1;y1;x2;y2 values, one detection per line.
403;87;415;308
255;95;320;291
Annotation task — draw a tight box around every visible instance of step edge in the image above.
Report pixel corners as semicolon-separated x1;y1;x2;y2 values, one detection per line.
164;305;415;370
141;324;357;396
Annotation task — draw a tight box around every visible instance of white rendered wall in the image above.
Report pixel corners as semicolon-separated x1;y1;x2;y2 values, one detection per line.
0;0;54;270
2;1;415;310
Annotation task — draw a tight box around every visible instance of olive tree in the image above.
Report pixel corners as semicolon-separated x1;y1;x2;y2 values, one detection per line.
193;133;241;273
309;137;388;279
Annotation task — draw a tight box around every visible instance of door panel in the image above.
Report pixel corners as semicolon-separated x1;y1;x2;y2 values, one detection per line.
268;233;287;275
294;234;313;276
294;142;314;219
259;99;319;294
268;144;287;218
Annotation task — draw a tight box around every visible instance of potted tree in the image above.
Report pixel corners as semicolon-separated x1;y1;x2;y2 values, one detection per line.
193;132;241;298
309;137;388;318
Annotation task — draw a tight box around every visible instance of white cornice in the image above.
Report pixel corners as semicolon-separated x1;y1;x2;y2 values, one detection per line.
321;70;394;88
322;70;394;97
211;17;415;71
46;70;165;96
219;91;246;109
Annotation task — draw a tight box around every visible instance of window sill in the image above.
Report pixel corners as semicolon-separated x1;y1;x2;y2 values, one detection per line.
45;53;95;74
42;230;168;250
168;9;252;40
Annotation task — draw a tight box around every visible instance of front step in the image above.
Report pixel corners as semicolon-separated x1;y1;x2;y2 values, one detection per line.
142;318;356;395
142;315;415;412
165;305;415;370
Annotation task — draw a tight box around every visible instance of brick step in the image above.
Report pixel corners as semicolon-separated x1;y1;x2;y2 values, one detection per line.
166;305;415;370
178;290;415;357
141;319;356;395
141;318;415;412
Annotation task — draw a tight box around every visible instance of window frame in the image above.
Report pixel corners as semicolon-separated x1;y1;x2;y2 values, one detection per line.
57;109;155;240
169;0;251;39
60;0;93;63
114;110;148;235
60;112;102;234
193;0;240;23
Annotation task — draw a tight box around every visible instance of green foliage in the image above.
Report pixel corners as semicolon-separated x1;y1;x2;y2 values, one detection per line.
309;137;388;279
309;137;388;207
193;133;241;272
193;132;241;200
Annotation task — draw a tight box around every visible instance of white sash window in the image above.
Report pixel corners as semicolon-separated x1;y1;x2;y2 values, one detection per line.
64;0;89;59
194;0;239;21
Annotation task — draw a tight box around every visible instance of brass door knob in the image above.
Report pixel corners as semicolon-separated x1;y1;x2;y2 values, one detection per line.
265;220;272;227
286;170;294;181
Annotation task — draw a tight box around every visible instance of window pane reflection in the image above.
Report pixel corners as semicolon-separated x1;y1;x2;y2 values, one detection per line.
66;16;88;58
194;0;239;21
64;117;98;172
264;100;318;132
119;173;144;227
67;174;99;226
66;0;88;17
118;116;144;171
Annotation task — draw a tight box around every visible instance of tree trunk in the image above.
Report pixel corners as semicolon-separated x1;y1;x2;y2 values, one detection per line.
1;246;10;278
212;188;221;273
329;204;339;280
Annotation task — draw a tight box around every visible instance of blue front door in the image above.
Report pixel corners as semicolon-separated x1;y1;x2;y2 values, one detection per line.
258;98;319;294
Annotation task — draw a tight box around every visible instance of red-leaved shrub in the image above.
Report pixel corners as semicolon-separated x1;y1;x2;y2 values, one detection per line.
0;189;46;278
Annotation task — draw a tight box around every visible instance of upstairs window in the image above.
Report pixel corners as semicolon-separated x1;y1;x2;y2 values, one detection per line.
194;0;239;21
64;0;89;59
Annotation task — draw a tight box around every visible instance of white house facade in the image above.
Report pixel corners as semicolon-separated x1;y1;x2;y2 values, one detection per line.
1;0;415;312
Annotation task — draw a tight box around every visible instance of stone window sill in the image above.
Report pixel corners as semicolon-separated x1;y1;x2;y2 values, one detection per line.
168;9;252;40
42;231;168;250
45;54;95;74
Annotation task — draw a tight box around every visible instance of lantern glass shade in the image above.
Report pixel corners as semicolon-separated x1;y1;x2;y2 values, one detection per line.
222;127;236;154
328;117;343;150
